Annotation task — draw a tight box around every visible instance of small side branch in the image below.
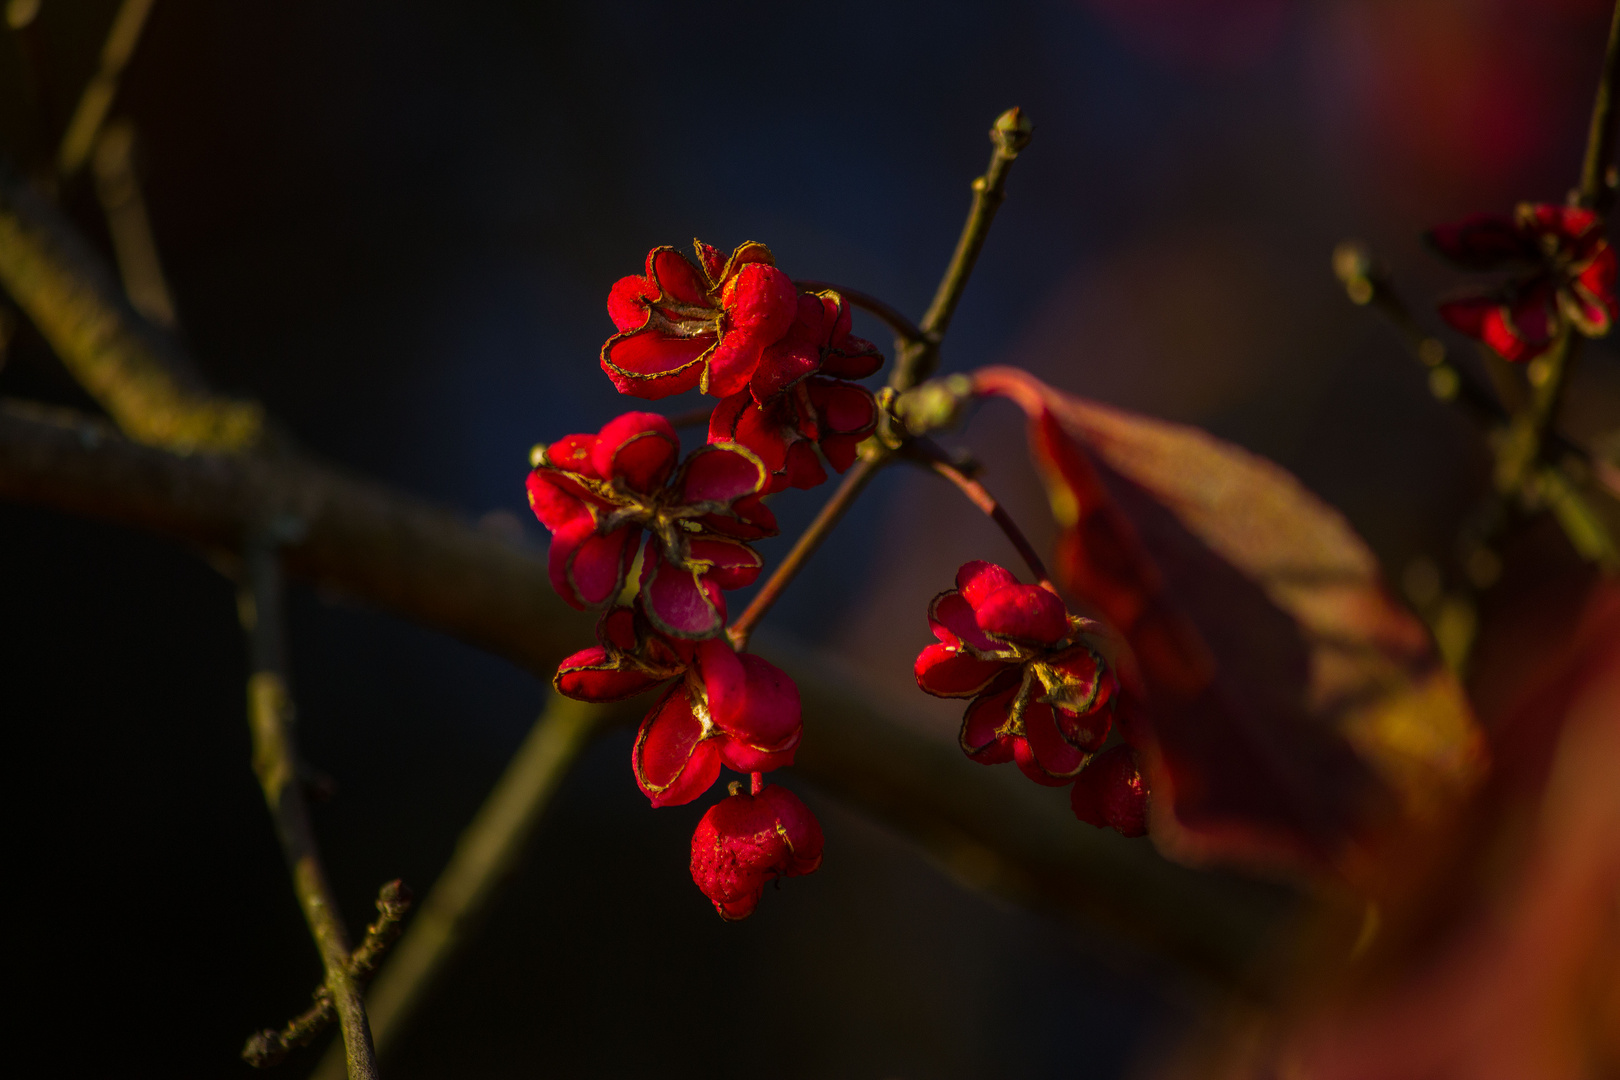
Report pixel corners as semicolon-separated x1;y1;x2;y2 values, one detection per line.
243;881;414;1069
893;108;1033;391
310;695;600;1079
241;534;379;1080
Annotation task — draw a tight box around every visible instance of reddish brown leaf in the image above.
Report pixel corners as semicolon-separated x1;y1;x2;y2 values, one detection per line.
972;367;1482;876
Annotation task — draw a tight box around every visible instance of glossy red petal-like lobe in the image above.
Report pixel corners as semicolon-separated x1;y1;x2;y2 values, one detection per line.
648;247;709;307
694;637;746;715
633;684;722;807
544;432;600;475
974;583;1071;646
710;652;801;750
565;524;637;608
929;590;1001;653
716;733;799;773
810;380;878;434
640;544;727;639
1054;701;1112;753
956;561;1021;610
1018;701;1088;783
602;329;712;398
960;686;1018;764
1071;745;1149;837
915;642;1012;698
554;646;666;702
704;332;766;399
694;241;726;283
596;606;640;652
687;536;763;590
722;263;797;340
608;274;658;332
1426;213;1536;268
590;412;680;493
780;440;827;490
822;335;883;379
720;493;780;540
546;518;595;609
526;470;591;534
679;443;767;505
751;293;827;402
1040;645;1108;715
752;336;821;402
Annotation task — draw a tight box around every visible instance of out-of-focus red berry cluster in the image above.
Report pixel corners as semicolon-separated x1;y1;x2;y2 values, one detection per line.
1429;202;1616;364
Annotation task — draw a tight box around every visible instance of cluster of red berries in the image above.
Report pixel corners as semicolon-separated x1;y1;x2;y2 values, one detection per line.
914;560;1147;835
529;241;877;918
527;241;1142;919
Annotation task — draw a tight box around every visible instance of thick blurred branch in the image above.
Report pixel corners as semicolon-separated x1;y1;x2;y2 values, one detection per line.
241;534;379;1079
0;161;262;450
0;401;1295;994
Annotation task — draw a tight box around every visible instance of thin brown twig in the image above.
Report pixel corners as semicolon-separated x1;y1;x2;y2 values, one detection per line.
792;279;925;345
243;881;413;1069
920;450;1053;591
241;532;379;1080
726;452;888;651
310;695;600;1079
892;108;1033;392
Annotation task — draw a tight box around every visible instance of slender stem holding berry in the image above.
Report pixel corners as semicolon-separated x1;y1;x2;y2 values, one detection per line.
727;453;887;651
241;530;380;1080
793;279;925;345
923;454;1055;593
1578;0;1620;209
892;108;1034;391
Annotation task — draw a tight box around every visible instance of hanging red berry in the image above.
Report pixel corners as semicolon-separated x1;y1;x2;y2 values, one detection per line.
690;783;824;920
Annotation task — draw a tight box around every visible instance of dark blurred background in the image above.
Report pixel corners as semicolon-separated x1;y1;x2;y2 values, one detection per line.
1;1;1613;1076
